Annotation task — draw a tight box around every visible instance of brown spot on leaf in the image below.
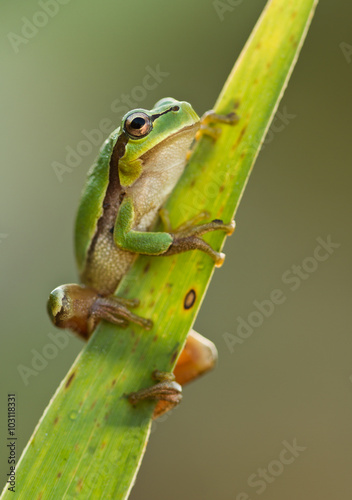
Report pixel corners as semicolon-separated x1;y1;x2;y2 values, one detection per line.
57;472;62;478
38;493;43;500
77;478;83;491
101;441;107;449
232;124;248;151
90;400;97;410
153;334;158;342
132;338;140;353
289;34;297;47
65;371;76;389
184;289;196;309
53;416;59;425
171;349;179;364
143;262;150;274
233;100;240;110
111;379;117;387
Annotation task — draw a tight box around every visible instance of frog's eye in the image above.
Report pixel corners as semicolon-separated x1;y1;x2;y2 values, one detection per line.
124;112;152;139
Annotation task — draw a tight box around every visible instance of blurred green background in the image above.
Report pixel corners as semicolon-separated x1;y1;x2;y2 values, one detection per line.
1;1;351;498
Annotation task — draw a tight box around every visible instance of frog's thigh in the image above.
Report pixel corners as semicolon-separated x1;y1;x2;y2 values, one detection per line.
116;228;172;255
173;329;218;386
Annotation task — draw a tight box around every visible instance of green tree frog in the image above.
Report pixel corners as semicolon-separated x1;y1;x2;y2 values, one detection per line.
47;98;235;416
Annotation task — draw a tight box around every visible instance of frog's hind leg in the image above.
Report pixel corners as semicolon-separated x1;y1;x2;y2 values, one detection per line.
173;329;218;386
156;330;218;418
128;371;183;420
128;330;217;419
93;295;153;331
47;283;152;341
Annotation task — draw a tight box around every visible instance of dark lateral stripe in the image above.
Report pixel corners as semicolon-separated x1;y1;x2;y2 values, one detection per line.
151;106;176;122
84;131;129;270
110;131;129;167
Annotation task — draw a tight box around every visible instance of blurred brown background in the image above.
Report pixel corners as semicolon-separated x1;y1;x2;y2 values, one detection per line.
1;1;351;498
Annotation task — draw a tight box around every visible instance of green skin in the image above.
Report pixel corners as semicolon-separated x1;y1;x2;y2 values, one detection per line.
47;98;235;412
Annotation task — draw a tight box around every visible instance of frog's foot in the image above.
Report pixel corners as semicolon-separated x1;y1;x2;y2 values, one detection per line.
92;295;153;331
164;218;235;267
185;109;239;160
195;109;239;142
128;371;182;419
200;109;239;126
159;207;211;233
47;284;152;341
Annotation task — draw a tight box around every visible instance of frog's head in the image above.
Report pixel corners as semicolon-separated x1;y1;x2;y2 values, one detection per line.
117;98;200;187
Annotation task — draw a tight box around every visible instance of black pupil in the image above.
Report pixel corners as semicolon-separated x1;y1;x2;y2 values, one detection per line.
131;117;145;129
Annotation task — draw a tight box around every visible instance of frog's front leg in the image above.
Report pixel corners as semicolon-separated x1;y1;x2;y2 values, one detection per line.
115;196;235;266
165;218;235;267
47;284;152;340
